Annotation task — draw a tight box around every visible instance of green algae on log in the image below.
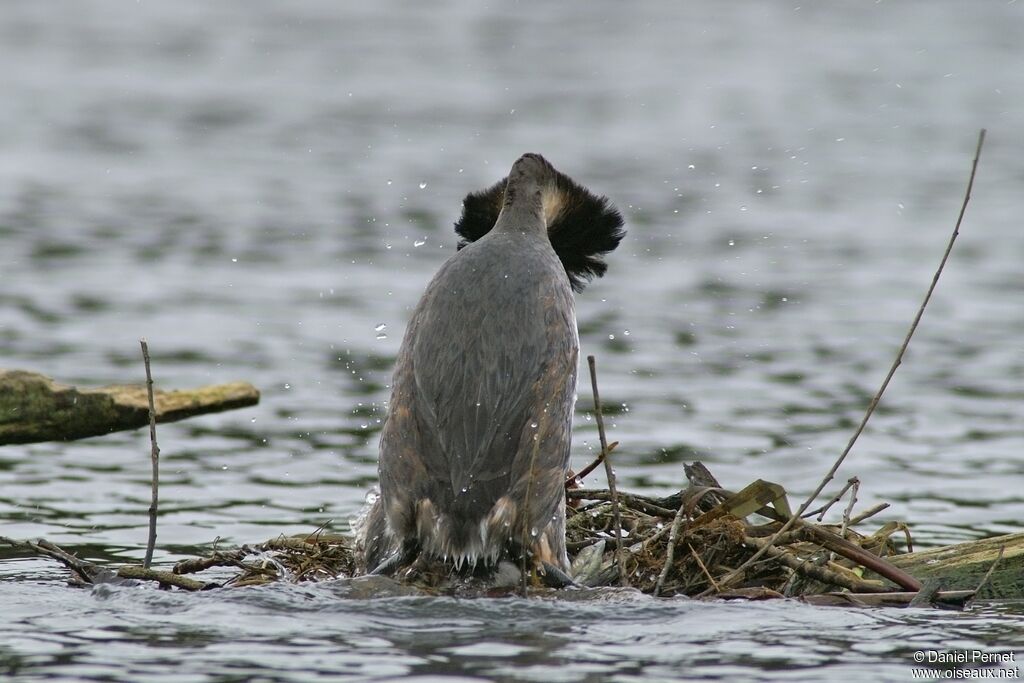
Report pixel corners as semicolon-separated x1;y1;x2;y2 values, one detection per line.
871;532;1023;600
0;369;260;446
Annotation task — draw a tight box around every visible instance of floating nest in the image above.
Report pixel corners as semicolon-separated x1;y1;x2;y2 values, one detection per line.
7;460;1012;608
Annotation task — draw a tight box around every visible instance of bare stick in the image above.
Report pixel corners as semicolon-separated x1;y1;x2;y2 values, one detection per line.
653;499;688;596
588;355;628;587
566;441;619;487
141;339;161;569
971;545;1004;600
743;535;888;594
689;546;720;593
798;524;921;591
838;478;860;539
0;536;101;583
848;502;890;526
705;129;986;596
804;477;857;521
566;489;676;517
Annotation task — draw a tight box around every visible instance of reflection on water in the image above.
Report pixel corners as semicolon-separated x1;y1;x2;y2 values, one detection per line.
2;1;1023;680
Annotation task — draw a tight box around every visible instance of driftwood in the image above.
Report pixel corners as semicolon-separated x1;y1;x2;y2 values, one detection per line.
873;533;1021;600
0;369;259;445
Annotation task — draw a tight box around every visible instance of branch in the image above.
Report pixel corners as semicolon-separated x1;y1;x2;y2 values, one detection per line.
706;128;987;596
141;340;161;569
588;355;628;587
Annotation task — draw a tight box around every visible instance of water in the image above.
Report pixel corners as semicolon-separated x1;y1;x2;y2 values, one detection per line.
1;1;1023;680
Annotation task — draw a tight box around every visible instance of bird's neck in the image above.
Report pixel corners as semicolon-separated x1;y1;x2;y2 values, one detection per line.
491;198;547;238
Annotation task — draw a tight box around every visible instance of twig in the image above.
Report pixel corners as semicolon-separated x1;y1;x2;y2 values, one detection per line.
804;478;857;521
141;339;161;569
1;536;99;582
689;547;720;593
566;489;676;517
802;589;976;609
838;478;860;540
174;549;249;575
704;129;986;597
118;565;213;591
566;441;619;487
848;503;890;526
653;502;689;597
588;355;628;587
971;545;1005;600
743;535;887;593
798;524;921;591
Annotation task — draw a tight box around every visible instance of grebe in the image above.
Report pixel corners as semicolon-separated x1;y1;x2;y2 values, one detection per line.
359;153;624;584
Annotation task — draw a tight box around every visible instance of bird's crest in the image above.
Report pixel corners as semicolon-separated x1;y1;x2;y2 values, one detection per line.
453;162;626;292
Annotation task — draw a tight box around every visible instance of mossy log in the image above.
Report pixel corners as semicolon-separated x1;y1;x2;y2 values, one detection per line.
0;369;260;446
869;531;1024;600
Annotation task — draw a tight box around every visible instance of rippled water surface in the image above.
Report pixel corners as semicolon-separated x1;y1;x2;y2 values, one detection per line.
2;2;1023;681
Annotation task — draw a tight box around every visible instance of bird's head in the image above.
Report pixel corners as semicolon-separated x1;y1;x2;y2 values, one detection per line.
454;154;626;292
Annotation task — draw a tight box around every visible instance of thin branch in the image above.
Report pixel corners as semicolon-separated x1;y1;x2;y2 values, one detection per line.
971;545;1005;600
848;502;890;526
705;128;986;596
588;355;628;587
566;489;676;517
653;499;688;597
566;441;619;487
0;536;102;583
839;478;860;539
743;535;888;593
141;339;161;569
803;477;857;521
689;546;720;593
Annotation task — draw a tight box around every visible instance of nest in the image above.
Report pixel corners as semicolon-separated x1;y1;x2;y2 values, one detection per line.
8;461;976;608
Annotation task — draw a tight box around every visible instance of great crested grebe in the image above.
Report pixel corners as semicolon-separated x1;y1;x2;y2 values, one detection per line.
359;153;624;585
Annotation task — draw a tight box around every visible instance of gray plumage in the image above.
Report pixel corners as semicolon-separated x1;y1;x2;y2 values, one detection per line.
359;153;623;577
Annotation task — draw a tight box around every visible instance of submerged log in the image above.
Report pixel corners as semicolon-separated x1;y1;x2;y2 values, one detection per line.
0;369;260;446
870;532;1023;600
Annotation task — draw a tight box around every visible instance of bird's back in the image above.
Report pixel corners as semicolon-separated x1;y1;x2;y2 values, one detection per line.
377;229;577;567
360;153;624;580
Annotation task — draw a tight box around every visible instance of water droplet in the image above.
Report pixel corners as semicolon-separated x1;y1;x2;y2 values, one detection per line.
374;323;386;332
418;182;427;189
386;179;393;186
728;239;735;246
623;330;630;336
530;422;538;429
413;239;426;247
530;527;538;537
608;334;615;340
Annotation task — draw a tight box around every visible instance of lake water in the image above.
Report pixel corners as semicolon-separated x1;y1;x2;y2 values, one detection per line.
1;1;1023;681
